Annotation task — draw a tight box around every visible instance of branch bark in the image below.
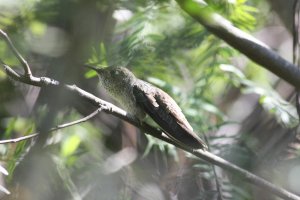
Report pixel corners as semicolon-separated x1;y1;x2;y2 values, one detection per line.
0;109;102;144
175;0;300;88
1;28;300;200
3;64;300;200
0;29;32;77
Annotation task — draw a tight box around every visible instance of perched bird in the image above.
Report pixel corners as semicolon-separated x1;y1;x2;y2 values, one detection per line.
87;66;207;150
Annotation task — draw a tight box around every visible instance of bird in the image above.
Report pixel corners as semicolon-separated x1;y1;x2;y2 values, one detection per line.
86;66;207;150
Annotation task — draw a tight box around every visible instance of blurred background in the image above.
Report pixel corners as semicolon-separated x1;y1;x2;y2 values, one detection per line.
0;0;299;199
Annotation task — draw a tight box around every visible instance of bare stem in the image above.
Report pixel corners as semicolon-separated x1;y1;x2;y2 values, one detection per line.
0;29;32;77
0;109;101;144
1;29;300;200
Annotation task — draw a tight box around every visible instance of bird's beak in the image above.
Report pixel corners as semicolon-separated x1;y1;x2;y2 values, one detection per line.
84;64;99;71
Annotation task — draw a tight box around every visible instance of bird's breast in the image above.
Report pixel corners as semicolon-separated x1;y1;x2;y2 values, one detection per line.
104;81;146;119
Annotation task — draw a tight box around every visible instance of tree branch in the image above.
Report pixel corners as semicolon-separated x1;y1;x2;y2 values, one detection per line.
3;61;300;200
0;29;32;77
1;29;300;200
0;108;102;144
175;0;300;88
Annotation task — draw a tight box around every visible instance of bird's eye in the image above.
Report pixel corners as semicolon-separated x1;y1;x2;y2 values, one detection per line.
109;70;118;76
110;70;120;77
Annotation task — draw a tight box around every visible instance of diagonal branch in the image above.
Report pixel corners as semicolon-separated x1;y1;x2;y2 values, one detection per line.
175;0;300;88
0;29;32;77
0;108;102;144
1;30;300;200
2;64;300;200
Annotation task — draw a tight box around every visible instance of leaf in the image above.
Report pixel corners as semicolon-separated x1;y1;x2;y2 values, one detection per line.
0;185;10;195
219;64;245;79
61;134;81;157
84;70;97;79
0;165;8;176
29;21;47;36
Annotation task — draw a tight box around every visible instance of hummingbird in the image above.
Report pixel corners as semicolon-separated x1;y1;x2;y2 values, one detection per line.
87;66;207;150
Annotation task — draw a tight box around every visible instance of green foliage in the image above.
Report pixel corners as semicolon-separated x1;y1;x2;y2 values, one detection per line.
104;2;266;199
87;43;108;67
221;63;299;128
0;0;295;199
206;0;258;31
0;117;35;196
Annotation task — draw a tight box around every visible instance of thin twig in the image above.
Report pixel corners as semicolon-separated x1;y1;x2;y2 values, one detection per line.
50;108;102;131
1;30;300;200
293;0;300;120
0;133;38;144
203;134;223;200
3;64;300;200
0;109;102;144
0;29;32;77
5;61;300;200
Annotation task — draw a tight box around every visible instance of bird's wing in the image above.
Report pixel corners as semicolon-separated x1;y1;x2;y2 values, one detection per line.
133;81;206;149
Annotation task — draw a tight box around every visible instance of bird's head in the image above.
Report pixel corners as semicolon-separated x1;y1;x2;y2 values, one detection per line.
86;66;137;90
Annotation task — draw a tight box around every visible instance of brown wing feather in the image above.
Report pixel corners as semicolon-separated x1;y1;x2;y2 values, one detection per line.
133;81;207;149
155;88;194;131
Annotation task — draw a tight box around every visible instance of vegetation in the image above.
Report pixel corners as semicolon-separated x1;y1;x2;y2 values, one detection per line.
0;0;299;199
